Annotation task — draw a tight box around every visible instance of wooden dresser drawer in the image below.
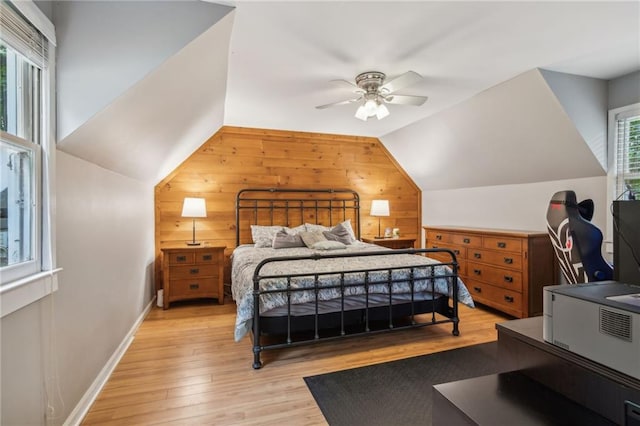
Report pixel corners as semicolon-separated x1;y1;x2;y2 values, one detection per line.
466;261;523;292
465;278;523;317
427;230;453;244
451;233;482;248
426;241;466;259
483;236;522;253
467;248;522;270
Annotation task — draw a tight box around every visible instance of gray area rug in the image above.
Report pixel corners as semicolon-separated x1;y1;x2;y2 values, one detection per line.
304;341;498;426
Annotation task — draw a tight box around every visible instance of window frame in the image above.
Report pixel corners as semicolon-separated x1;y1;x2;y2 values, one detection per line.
0;0;58;318
606;102;640;252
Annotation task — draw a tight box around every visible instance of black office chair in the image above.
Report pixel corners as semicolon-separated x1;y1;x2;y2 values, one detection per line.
546;190;613;284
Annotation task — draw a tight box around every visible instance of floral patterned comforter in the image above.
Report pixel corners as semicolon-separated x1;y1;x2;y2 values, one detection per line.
231;242;474;341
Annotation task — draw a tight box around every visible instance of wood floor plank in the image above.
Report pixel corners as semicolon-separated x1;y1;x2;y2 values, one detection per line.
82;298;511;425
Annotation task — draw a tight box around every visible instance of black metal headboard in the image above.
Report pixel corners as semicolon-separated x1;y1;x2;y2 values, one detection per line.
235;188;361;246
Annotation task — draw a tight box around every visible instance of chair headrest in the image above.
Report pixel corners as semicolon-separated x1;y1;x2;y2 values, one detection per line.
549;190;594;221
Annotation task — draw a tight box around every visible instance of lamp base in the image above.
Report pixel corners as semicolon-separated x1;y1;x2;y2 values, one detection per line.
186;241;202;246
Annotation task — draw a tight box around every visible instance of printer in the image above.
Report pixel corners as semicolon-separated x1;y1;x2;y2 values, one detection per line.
543;281;640;380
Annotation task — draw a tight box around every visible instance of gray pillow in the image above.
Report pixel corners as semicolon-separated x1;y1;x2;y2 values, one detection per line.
299;230;327;248
323;222;355;244
272;230;305;249
312;240;347;250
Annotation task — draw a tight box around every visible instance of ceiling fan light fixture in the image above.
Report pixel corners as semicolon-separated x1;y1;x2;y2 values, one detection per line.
376;103;390;120
355;105;369;121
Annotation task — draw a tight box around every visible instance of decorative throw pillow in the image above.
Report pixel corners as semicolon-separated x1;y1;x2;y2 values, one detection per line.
299;230;328;248
251;225;283;248
272;230;305;249
340;219;357;242
312;240;347;250
323;221;355;244
284;224;307;235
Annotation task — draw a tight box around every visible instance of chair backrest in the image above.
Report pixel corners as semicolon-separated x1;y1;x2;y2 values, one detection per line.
546;190;613;284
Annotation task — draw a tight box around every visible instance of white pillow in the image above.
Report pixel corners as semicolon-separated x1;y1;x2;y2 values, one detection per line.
251;225;283;248
312;240;347;250
284;224;306;235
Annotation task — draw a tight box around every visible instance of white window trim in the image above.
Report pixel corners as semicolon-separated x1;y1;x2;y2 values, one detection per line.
605;102;640;253
0;0;57;317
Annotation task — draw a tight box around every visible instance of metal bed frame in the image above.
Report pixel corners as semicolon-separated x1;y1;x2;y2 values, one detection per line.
235;188;460;369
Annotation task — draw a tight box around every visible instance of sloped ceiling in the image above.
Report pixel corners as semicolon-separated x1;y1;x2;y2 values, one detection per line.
381;69;606;191
53;1;639;187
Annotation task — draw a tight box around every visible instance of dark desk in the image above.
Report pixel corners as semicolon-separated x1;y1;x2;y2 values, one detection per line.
432;317;640;425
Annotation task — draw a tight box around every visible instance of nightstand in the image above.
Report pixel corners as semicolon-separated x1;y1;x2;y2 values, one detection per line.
362;237;416;249
161;245;225;309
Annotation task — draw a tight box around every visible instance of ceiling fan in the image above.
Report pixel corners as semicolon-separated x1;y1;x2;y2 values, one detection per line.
315;71;428;121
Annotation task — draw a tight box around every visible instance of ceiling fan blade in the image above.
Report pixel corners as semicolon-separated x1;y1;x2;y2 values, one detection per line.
384;94;428;106
315;96;362;110
330;79;362;91
380;71;423;93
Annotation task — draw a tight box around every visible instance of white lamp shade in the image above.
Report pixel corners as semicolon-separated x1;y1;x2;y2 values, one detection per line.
181;197;207;218
370;199;390;217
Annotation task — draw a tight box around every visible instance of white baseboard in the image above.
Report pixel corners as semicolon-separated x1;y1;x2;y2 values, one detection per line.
63;297;156;426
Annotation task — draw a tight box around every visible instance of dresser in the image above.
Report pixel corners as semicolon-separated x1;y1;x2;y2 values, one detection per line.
161;246;225;309
424;226;556;318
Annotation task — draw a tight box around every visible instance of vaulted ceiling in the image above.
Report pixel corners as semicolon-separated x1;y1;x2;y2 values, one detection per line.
54;1;640;187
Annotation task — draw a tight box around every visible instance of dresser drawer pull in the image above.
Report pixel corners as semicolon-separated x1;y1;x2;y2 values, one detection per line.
454;249;460;255
202;254;213;261
473;269;482;275
473;286;482;293
503;257;513;264
463;238;471;244
190;268;200;274
436;234;442;240
189;284;200;290
176;255;187;262
497;242;506;248
504;295;514;303
504;276;514;283
474;253;482;259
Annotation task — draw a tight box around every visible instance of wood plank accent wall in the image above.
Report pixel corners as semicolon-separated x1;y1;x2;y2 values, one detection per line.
154;126;421;289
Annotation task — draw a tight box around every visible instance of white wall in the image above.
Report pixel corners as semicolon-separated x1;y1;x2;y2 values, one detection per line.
422;176;607;237
1;151;155;424
608;70;640;110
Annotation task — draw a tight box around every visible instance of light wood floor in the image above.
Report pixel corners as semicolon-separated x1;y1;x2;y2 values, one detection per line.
82;298;511;425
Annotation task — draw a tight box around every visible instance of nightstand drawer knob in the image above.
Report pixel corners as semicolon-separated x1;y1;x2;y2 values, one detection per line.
504;276;513;283
190;268;199;274
203;254;213;261
504;295;514;303
189;283;200;290
503;257;513;264
176;255;187;262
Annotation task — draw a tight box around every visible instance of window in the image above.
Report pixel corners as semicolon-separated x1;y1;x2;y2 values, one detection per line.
613;107;640;200
0;0;57;317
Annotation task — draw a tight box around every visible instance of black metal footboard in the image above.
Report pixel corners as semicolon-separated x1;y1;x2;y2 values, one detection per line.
250;248;459;369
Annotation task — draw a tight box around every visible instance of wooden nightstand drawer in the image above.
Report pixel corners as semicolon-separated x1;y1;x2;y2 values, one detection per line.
170;278;218;298
196;251;221;263
483;236;522;253
168;252;195;265
466;261;523;292
468;248;522;270
169;264;218;280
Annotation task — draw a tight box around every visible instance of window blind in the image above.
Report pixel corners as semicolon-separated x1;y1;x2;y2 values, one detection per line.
615;108;640;199
0;1;48;68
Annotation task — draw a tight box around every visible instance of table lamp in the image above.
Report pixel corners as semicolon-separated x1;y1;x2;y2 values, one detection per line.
181;197;207;246
370;200;390;239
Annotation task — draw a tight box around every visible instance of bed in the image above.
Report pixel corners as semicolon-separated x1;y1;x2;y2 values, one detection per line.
231;188;474;368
